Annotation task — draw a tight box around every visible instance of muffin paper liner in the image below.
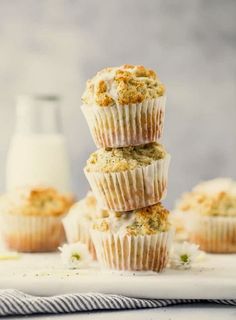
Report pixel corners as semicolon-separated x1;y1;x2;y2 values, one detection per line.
63;216;96;259
0;214;65;252
186;214;236;253
85;154;170;211
91;229;174;272
81;96;166;148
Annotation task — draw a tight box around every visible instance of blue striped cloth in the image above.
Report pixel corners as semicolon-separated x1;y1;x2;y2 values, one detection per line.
0;290;235;316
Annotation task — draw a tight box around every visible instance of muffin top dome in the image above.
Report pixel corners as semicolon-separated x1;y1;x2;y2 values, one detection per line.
65;191;108;222
92;202;170;236
0;186;74;217
82;64;165;107
176;178;236;216
85;142;167;173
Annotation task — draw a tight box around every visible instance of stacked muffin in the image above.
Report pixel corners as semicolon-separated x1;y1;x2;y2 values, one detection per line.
81;64;173;272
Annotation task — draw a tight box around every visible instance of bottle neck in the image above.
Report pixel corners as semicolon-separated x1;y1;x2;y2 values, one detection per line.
15;95;62;135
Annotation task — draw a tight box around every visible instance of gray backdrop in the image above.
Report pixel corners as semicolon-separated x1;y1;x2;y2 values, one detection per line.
0;0;235;208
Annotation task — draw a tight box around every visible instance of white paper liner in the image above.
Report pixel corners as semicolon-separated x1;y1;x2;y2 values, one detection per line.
81;96;166;148
91;229;174;272
186;214;236;253
62;216;96;259
85;154;170;211
0;214;65;252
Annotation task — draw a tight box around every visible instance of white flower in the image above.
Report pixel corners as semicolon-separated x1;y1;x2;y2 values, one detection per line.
170;241;201;270
59;242;92;269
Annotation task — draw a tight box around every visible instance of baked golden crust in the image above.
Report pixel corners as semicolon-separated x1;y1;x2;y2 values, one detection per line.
176;178;236;216
85;142;167;173
126;203;170;235
92;203;170;235
0;187;74;217
82;64;165;107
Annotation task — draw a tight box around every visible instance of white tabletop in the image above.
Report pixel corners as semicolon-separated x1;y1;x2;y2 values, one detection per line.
0;253;236;299
1;251;235;318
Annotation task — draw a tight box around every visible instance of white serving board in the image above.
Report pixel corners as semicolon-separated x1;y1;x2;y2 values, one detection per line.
0;253;236;300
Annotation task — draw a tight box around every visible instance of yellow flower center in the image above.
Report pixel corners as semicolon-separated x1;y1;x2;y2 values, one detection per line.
180;254;189;264
72;252;81;261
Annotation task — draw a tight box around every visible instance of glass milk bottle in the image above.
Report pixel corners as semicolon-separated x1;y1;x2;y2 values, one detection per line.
6;95;71;192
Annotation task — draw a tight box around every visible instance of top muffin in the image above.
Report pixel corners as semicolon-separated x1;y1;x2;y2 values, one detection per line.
82;64;165;107
0;186;73;217
176;178;236;216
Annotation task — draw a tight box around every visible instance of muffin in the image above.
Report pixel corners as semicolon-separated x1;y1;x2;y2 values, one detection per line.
170;210;189;242
91;203;173;272
63;191;108;259
81;64;166;148
176;178;236;253
84;142;170;211
0;186;73;252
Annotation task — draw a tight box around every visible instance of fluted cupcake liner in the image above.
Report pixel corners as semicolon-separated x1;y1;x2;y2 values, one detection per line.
91;229;174;272
63;216;96;259
81;96;166;148
84;154;170;211
186;214;236;253
0;214;65;252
